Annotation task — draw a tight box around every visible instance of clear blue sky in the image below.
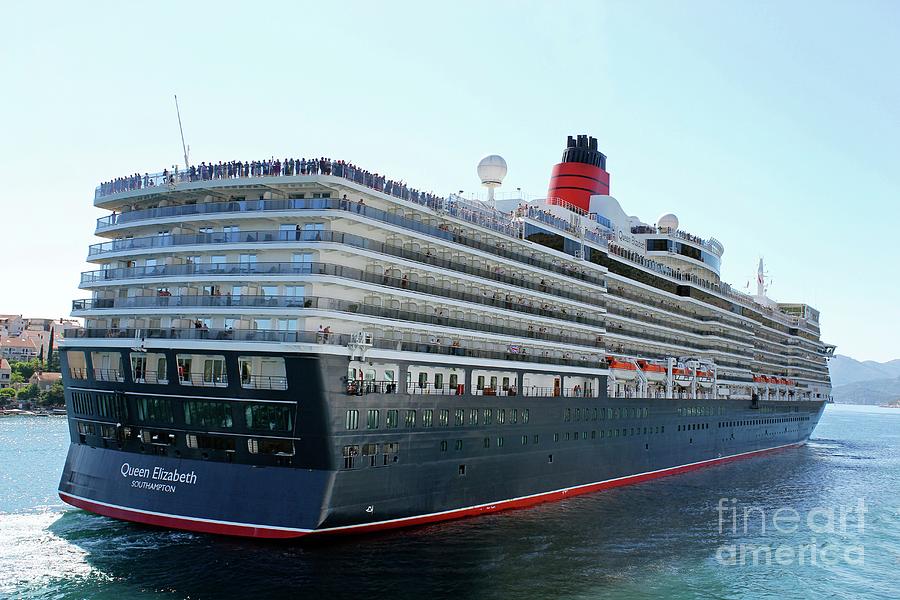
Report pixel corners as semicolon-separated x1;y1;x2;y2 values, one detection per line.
1;1;897;361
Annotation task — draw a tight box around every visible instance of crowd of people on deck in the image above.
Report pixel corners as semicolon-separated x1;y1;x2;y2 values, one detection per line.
96;157;445;209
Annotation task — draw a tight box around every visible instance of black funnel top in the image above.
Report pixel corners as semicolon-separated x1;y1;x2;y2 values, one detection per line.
561;135;607;170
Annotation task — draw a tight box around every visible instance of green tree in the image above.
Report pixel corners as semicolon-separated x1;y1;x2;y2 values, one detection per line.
10;372;24;386
16;383;41;403
0;387;16;407
11;359;41;380
38;381;65;407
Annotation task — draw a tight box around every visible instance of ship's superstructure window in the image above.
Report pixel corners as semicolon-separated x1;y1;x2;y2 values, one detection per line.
66;351;88;379
91;351;123;382
440;409;449;427
71;392;92;415
97;393;127;420
423;409;433;427
177;354;227;387
136;397;174;424
247;438;293;455
367;409;380;429
184;401;233;428
130;352;167;384
238;356;287;390
244;404;294;432
386;409;398;428
404;410;416;428
346;410;359;430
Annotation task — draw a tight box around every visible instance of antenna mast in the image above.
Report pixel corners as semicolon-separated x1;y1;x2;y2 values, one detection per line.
174;95;190;170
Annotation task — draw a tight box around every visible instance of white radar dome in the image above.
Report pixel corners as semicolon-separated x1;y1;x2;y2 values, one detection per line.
477;155;508;187
657;213;679;231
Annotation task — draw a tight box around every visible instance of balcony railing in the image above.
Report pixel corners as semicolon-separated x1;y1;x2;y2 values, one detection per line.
65;328;603;369
76;261;607;330
73;294;603;349
91;197;609;293
84;232;607;309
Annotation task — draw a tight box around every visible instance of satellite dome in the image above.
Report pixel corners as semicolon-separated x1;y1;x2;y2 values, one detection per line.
657;213;679;231
477;155;508;187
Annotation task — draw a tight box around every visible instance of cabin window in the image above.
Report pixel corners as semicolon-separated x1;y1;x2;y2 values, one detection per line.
66;351;88;379
386;409;398;428
383;442;399;465
71;392;93;415
455;440;463;451
418;372;428;388
367;409;380;429
238;356;287;390
244;404;294;432
405;410;416;428
135;397;173;424
483;437;490;449
565;408;571;422
423;409;433;427
483;409;492;425
342;445;359;469
184;401;233;428
346;410;359;430
96;393;127;420
449;374;458;388
202;357;227;385
247;438;294;455
434;373;444;390
523;409;530;424
468;409;478;426
498;409;505;424
440;441;448;452
440;409;449;427
510;409;518;424
455;409;464;426
477;375;485;390
91;351;123;382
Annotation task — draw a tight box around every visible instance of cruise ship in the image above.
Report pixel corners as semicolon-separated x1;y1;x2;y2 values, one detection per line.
58;136;835;538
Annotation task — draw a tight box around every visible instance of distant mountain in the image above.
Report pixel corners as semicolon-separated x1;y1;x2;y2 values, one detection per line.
828;355;900;405
832;376;900;406
828;354;900;386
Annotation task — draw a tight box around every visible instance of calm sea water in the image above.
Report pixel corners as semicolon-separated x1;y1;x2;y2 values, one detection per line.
1;405;898;600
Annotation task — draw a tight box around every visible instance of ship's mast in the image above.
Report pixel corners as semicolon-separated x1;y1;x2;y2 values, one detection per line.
757;257;766;297
174;95;190;171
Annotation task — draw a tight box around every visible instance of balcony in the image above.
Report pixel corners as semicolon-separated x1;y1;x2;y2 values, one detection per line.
72;294;604;350
85;232;607;309
91;197;608;292
65;328;604;370
78;261;607;331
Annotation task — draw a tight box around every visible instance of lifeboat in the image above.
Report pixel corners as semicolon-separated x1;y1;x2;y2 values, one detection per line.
607;357;637;381
696;370;714;388
673;367;693;387
752;375;765;384
637;360;667;382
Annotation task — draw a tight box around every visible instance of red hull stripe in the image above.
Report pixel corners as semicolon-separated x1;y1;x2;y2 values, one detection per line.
59;442;802;539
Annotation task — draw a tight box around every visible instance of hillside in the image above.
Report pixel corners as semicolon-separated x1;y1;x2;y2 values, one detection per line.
828;355;900;405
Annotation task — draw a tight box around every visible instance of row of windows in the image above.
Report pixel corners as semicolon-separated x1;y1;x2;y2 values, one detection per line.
345;408;531;430
439;425;668;453
74;420;293;455
71;393;294;432
678;423;709;431
341;442;399;468
720;416;810;428
676;406;725;417
564;406;649;422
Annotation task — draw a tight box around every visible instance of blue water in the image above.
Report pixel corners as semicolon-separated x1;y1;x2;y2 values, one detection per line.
1;405;898;599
